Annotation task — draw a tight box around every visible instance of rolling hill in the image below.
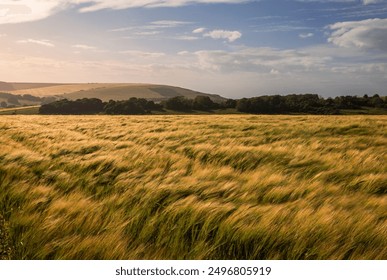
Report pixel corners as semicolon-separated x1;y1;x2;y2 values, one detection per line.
0;82;226;104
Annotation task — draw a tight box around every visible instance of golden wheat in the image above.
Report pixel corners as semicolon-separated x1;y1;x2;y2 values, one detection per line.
0;115;386;259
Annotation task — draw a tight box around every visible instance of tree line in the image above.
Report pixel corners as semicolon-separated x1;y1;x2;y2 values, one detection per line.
39;94;386;115
39;96;224;115
236;94;385;114
39;98;162;115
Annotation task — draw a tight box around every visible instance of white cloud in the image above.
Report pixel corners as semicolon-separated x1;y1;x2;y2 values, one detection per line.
110;20;192;35
299;32;314;38
17;39;55;47
0;1;63;25
204;30;242;42
328;18;387;52
72;44;97;50
134;31;162;36
119;50;165;58
362;0;383;4
150;20;192;28
175;36;199;41
75;0;253;12
109;27;134;32
193;27;206;34
0;1;253;25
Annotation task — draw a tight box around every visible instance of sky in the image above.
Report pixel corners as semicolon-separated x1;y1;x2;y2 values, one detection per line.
0;0;386;98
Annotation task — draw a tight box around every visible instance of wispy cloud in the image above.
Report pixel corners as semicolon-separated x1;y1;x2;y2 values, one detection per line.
193;27;207;34
296;0;383;5
253;23;312;33
204;30;242;42
299;32;314;38
363;0;384;4
0;0;252;25
119;50;166;58
72;44;97;50
17;39;55;47
0;1;60;25
150;20;192;28
133;31;162;36
110;20;192;36
76;0;253;12
174;36;199;41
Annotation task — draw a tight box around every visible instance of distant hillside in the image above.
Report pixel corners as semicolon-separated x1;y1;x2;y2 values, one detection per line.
0;82;63;92
0;82;226;103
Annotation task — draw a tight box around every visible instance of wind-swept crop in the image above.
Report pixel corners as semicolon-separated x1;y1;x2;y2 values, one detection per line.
0;115;386;259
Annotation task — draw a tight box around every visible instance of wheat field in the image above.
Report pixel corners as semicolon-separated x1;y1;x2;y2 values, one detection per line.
0;115;386;260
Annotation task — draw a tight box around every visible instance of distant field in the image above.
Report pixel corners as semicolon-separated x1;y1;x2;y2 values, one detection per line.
0;106;40;115
0;115;386;260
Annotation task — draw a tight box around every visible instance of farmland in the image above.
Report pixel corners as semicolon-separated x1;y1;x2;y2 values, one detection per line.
0;115;386;260
0;106;40;115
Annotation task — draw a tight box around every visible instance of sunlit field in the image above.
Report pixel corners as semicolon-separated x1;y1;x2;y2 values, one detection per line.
0;115;386;260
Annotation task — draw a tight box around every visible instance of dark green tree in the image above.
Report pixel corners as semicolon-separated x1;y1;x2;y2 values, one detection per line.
193;96;217;111
164;96;192;111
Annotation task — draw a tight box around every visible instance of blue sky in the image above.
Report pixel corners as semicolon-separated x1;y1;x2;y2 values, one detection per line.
0;0;386;98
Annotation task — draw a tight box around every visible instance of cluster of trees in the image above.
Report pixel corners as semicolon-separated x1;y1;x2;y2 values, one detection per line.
236;94;335;114
39;98;163;115
329;94;385;109
104;98;163;114
163;96;228;111
236;94;386;114
162;94;386;114
39;98;104;114
38;94;386;115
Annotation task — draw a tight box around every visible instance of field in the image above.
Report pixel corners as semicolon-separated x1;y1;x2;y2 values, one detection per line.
0;106;40;115
0;115;386;260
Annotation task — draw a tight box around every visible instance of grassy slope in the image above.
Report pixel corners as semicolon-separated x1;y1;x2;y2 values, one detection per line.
2;83;225;102
0;82;64;91
2;83;126;96
61;85;225;102
0;115;386;260
61;85;163;101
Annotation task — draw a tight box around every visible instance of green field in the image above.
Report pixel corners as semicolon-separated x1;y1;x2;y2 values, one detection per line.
0;115;386;260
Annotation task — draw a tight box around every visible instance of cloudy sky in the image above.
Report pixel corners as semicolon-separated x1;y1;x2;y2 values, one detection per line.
0;0;386;98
